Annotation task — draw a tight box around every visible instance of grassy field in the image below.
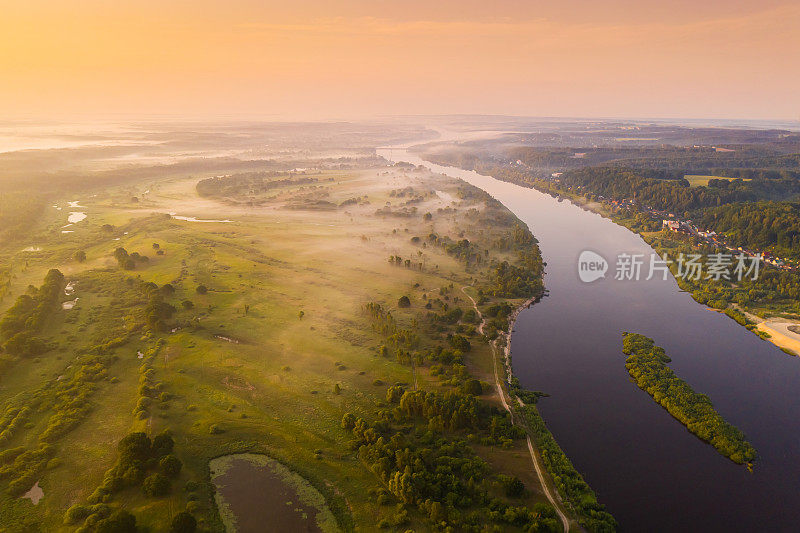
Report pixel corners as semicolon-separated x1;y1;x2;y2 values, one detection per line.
683;175;751;187
0;163;563;531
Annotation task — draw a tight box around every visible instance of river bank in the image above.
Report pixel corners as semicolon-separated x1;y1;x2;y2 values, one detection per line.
499;296;618;533
431;154;800;358
385;143;617;530
394;146;800;532
555;191;800;357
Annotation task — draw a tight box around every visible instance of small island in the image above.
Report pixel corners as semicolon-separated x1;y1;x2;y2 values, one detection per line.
622;333;757;465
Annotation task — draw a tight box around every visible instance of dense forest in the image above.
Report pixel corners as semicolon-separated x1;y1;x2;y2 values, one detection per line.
425;148;800;215
556;167;800;213
343;390;562;532
506;144;800;179
622;333;757;464
697;202;800;259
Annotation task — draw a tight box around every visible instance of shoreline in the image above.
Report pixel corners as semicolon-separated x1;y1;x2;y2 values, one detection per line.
558;193;800;357
501;296;537;385
452;158;800;359
462;286;572;532
756;321;800;356
407;150;612;530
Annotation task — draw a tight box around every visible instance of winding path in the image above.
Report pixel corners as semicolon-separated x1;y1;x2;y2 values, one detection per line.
462;287;571;533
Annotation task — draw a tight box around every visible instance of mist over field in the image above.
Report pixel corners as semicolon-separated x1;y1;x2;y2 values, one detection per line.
1;1;799;532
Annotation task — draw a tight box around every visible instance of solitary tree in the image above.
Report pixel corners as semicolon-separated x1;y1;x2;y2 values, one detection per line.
504;476;526;498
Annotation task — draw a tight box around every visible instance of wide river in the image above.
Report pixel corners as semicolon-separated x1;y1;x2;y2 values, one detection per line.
378;146;800;532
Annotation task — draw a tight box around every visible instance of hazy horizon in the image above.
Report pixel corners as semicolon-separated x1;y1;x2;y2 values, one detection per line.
3;1;799;121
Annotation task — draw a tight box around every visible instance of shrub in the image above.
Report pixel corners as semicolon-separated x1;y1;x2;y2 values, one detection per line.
170;511;197;533
398;295;411;308
503;476;525;498
341;412;357;430
136;398;152;411
95;509;137;533
195;285;208;295
461;379;483;396
142;472;171;497
159;455;183;478
118;432;152;463
64;504;91;524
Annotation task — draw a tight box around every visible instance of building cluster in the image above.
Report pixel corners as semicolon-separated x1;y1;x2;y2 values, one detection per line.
659;217;795;270
535;170;796;271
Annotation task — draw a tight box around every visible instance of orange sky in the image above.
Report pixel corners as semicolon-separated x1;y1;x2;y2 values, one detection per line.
2;1;798;120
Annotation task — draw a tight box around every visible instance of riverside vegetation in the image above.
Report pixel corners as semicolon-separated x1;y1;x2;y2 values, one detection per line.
621;333;756;465
423;145;800;342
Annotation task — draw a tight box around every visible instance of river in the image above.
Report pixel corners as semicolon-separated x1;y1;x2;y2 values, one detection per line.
377;146;800;532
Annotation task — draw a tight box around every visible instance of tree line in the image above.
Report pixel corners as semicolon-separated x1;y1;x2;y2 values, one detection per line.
697;201;800;259
0;269;64;357
622;333;757;464
342;386;559;532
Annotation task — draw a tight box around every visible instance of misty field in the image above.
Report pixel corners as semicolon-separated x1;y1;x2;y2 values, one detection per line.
0;159;561;531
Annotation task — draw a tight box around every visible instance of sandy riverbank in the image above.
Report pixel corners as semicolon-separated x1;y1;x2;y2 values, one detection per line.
756;321;800;356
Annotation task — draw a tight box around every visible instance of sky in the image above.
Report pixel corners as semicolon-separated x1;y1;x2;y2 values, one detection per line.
2;0;799;121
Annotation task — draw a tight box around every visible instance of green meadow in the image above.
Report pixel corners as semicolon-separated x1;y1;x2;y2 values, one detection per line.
683;175;751;187
0;163;567;531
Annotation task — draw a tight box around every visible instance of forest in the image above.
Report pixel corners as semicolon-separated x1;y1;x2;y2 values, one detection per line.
507;144;800;179
621;333;757;465
343;393;561;532
697;202;800;259
554;167;800;213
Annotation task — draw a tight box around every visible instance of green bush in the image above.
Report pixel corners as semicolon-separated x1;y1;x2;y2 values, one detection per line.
142;472;171;497
95;509;137;533
170;511;197;533
64;504;91;524
159;455;183;478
